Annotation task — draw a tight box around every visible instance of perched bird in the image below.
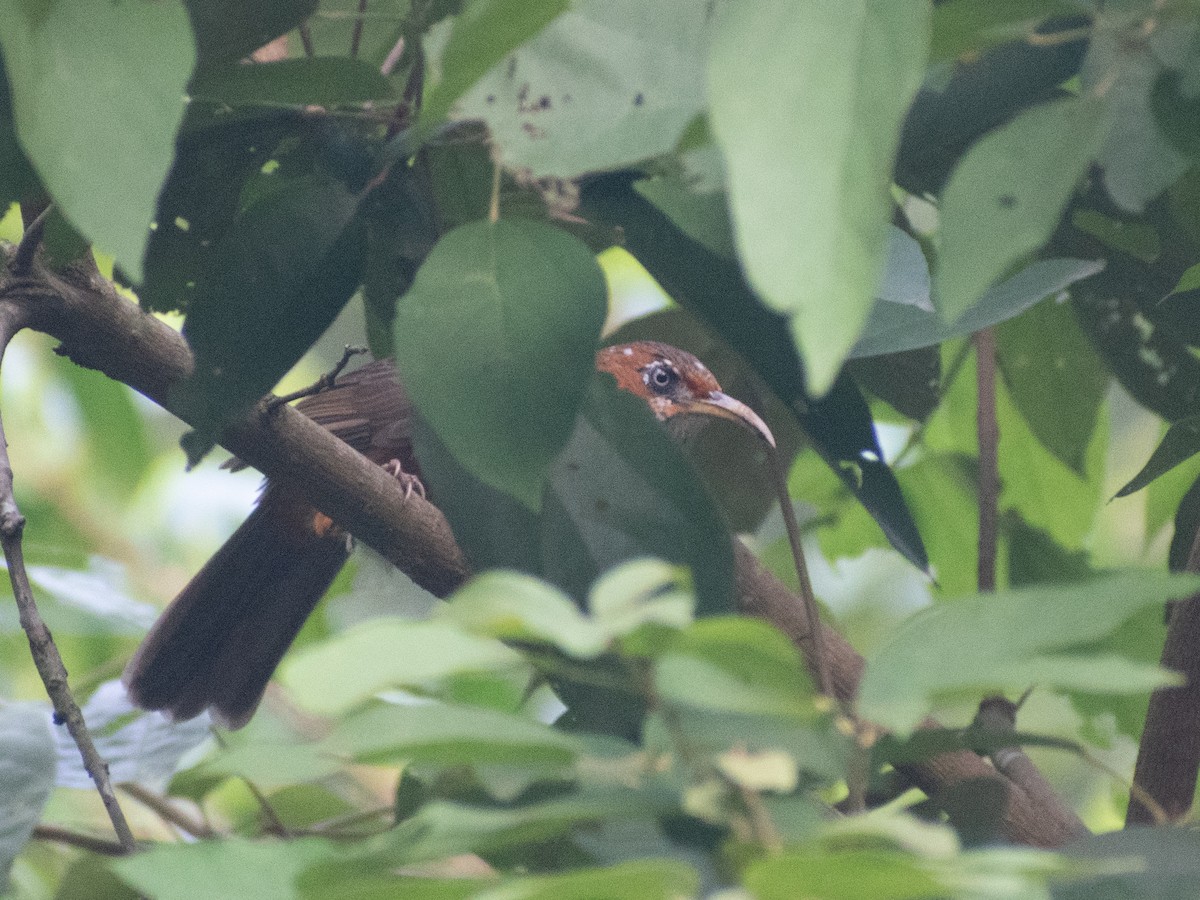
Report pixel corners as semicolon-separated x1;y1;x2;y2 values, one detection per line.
124;341;774;727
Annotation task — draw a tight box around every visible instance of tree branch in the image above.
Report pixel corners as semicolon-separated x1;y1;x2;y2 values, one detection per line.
0;265;135;851
1127;525;1200;824
0;246;1081;849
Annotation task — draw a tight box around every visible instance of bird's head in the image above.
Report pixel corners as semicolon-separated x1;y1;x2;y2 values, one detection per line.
596;341;775;448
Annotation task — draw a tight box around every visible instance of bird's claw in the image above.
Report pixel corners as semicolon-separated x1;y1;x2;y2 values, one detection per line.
383;459;426;500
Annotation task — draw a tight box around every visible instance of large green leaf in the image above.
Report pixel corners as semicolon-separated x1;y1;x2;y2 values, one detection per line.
0;704;55;888
114;837;333;900
0;0;194;281
422;0;568;127
851;257;1104;359
859;573;1196;733
454;0;711;177
937;96;1110;321
280;619;525;716
327;702;580;768
998;297;1109;475
190;58;395;109
394;219;606;510
708;0;929;394
177;174;367;461
185;0;316;68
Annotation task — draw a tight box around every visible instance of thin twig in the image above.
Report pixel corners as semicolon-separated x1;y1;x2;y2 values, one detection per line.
120;782;215;839
32;824;131;856
974;328;999;592
299;22;315;57
10;205;52;277
267;345;368;410
381;35;406;76
767;446;831;697
350;0;368;58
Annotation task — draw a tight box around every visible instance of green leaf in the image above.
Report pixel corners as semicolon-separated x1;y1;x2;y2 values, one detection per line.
1057;827;1200;899
1070;208;1161;263
326;702;580;768
473;860;699;900
852;257;1104;359
1085;23;1189;212
185;0;317;68
113;837;333;900
190;58;395;109
363;794;649;868
657;618;813;717
930;0;1084;64
455;0;711;177
177;174;366;461
936;96;1109;321
0;0;194;282
1117;414;1200;497
141;114;300;313
280;620;525;716
859;573;1196;733
709;0;929;393
394;219;606;510
444;570;610;658
423;0;568;127
998;298;1108;475
542;376;735;617
0;704;55;887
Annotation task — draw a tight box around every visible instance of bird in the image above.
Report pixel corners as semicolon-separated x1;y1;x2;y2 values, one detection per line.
123;340;775;728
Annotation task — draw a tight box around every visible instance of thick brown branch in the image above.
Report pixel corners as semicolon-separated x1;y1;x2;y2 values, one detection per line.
1127;524;1200;824
734;544;1086;848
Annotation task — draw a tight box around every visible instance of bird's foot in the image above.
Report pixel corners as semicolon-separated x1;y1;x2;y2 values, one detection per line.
382;459;426;500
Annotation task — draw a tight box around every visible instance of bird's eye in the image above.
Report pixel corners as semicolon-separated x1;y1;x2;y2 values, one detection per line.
644;362;679;395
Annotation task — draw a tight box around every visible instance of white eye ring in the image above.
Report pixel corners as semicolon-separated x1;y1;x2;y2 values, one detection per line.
645;363;679;394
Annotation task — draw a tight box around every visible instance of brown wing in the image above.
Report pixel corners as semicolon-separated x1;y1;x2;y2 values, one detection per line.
225;359;418;472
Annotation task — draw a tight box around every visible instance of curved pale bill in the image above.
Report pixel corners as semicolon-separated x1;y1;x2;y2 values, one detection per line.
677;392;776;448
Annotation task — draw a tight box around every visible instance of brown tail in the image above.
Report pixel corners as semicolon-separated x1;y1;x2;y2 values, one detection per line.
123;488;351;728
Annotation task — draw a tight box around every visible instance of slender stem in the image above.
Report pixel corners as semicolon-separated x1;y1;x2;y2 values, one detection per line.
767;446;831;697
299;23;315;57
32;825;130;856
974;328;999;593
120;783;214;839
350;0;368;59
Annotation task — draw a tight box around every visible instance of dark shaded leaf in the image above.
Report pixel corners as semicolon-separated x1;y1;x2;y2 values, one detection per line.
0;0;194;281
930;1;1087;64
141;112;301;313
896;18;1090;195
177;174;367;461
847;347;941;421
0;53;41;208
1118;415;1200;497
185;0;318;68
1004;512;1093;587
1170;471;1200;572
579;175;929;573
190;58;395;109
543;376;735;618
394;219;606;509
998;297;1108;474
851;258;1104;359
